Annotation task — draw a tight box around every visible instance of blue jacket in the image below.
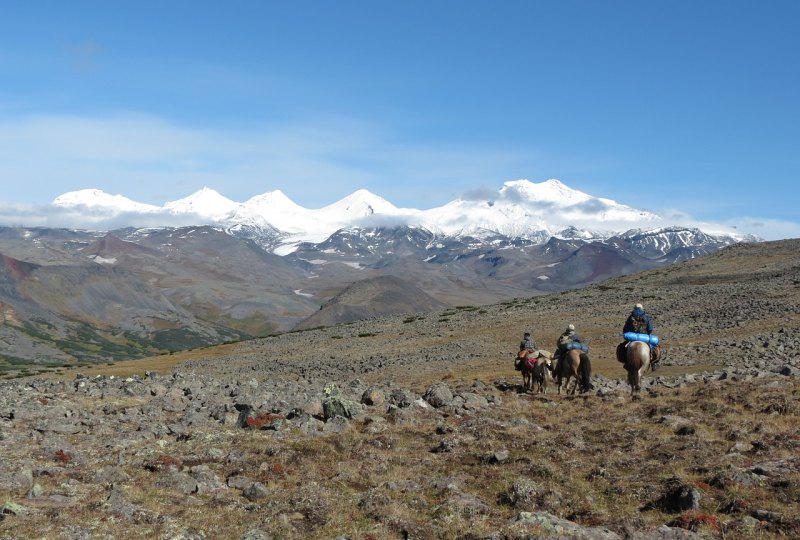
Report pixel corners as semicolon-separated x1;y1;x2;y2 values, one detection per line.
623;307;654;334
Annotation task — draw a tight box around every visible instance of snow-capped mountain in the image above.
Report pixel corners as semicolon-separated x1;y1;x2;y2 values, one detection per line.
0;179;763;365
53;188;161;214
49;179;752;252
415;179;660;238
163;187;238;220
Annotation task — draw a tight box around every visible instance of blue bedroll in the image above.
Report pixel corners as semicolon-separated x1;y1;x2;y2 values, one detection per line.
565;341;589;352
624;332;660;346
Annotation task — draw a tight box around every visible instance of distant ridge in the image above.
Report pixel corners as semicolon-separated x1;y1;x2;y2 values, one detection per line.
294;275;447;330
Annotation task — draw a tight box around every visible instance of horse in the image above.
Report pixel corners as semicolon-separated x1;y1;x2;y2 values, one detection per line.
519;351;537;392
622;340;651;395
520;350;553;394
531;353;553;394
552;348;593;395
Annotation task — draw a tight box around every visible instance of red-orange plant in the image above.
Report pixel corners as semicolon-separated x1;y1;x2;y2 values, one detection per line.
55;449;72;464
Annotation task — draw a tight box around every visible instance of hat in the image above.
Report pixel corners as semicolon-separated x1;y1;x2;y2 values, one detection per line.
567;324;575;331
524;332;530;337
635;303;643;309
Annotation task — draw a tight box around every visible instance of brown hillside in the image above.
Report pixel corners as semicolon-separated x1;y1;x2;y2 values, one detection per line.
2;238;797;539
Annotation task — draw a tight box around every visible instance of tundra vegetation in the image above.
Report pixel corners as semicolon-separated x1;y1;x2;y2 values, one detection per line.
1;239;798;539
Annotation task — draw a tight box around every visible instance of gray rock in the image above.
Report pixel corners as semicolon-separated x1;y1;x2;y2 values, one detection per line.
242;482;269;501
322;415;349;433
503;478;541;507
459;392;489;410
388;388;417;408
322;383;361;419
93;465;131;485
0;501;28;518
155;471;199;494
423;382;454;408
446;491;491;516
361;386;385;406
650;480;702;513
512;511;621;539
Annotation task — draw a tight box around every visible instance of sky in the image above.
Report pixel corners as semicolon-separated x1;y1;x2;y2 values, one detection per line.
1;0;798;240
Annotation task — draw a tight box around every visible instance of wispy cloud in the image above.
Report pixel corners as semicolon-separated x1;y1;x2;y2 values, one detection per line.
0;112;529;209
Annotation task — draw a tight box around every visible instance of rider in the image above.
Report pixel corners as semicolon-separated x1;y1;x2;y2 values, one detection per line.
554;324;580;361
623;303;653;335
516;332;537;370
554;324;594;392
620;303;660;368
520;332;537;353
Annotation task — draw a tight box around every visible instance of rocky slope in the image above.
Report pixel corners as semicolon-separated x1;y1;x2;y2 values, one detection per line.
294;275;447;331
0;239;798;539
0;223;752;368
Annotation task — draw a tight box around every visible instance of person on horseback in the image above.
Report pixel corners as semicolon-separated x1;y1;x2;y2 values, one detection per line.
554;324;580;361
553;324;594;392
520;332;537;353
619;303;661;369
623;303;653;335
515;332;538;371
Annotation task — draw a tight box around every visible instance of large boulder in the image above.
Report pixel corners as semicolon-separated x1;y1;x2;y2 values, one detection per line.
423;383;454;408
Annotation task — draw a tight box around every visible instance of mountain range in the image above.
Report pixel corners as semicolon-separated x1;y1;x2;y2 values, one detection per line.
0;179;759;368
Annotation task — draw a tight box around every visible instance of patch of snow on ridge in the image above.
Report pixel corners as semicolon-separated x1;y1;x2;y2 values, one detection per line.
90;255;117;265
293;289;314;298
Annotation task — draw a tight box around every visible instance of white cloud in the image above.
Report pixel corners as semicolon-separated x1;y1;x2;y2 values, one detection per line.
0;112;798;241
720;217;800;242
0;112;528;209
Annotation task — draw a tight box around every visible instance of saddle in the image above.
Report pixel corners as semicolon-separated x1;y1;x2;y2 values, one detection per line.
515;350;540;371
617;341;662;366
525;354;540;371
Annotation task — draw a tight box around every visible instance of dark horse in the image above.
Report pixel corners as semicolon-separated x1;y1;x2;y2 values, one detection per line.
623;340;651;395
520;351;553;393
552;348;593;395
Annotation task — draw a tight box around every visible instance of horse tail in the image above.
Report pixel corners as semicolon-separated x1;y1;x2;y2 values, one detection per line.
580;353;593;392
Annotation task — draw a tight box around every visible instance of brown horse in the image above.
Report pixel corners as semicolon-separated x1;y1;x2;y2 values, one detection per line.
552;348;593;395
624;340;651;395
532;355;553;394
519;351;547;392
521;350;553;394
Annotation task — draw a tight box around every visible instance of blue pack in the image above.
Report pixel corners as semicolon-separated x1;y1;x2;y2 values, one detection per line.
565;341;589;352
624;332;660;346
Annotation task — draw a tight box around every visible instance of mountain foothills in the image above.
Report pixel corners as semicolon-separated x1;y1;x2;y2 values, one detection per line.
0;179;759;369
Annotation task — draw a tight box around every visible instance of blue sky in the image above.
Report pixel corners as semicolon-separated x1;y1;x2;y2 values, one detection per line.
1;0;798;239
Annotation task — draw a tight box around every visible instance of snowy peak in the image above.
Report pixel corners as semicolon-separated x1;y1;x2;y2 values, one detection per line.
499;179;590;205
241;189;302;210
164;187;238;219
53;189;160;213
320;189;400;218
46;178;746;251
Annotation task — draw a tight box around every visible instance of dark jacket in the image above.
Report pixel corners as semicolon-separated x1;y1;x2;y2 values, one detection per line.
623;307;654;334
